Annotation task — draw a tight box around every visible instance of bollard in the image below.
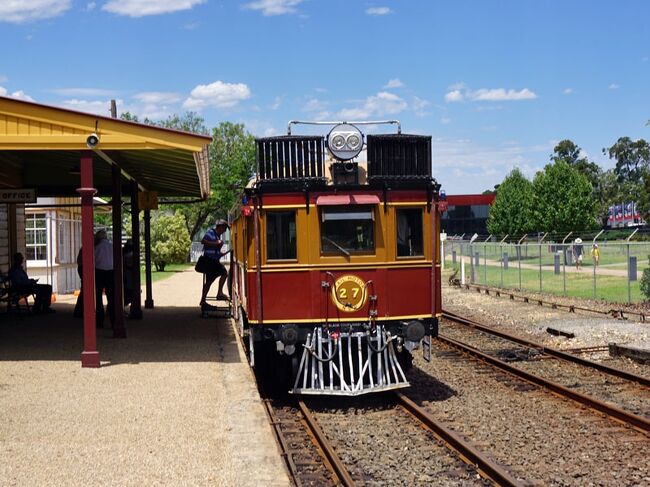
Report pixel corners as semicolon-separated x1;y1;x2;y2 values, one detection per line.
554;253;561;275
503;252;509;270
474;252;480;267
452;250;457;264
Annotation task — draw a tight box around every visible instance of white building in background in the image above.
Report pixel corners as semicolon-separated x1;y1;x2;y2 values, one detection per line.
25;197;108;295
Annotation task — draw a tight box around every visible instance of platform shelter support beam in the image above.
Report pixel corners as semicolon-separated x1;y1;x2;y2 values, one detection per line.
77;151;99;367
144;209;154;309
129;181;143;319
112;165;126;337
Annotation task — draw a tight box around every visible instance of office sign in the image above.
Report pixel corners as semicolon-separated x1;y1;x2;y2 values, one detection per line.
0;188;37;204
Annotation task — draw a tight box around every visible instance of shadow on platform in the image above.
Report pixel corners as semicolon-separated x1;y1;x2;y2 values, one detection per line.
0;302;240;364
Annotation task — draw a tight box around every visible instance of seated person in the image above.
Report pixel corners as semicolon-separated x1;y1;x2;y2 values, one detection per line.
8;252;55;313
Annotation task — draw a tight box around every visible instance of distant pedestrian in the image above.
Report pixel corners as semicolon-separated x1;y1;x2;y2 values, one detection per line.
74;246;83;318
591;243;600;267
573;238;584;271
94;230;115;328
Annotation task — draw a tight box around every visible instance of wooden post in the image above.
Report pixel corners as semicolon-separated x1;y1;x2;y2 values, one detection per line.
129;181;143;319
112;165;126;337
77;151;99;367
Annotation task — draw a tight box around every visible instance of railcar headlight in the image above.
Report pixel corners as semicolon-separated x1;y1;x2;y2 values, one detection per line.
346;133;361;150
327;123;364;161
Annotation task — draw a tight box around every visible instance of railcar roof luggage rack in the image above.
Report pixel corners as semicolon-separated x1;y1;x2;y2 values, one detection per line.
256;135;326;182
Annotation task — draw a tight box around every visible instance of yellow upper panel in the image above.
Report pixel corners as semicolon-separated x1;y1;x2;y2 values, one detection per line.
0;96;211;152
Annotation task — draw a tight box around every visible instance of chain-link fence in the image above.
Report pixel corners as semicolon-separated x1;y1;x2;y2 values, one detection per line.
442;234;649;304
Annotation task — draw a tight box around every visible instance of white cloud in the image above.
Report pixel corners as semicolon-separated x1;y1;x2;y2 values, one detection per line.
303;97;328;112
0;86;34;101
338;92;407;119
102;0;205;17
0;75;7;83
133;91;182;104
412;96;430;117
444;85;537;102
444;89;464;102
366;7;393;15
183;80;251;110
51;87;118;97
270;96;283;110
243;0;303;16
85;2;96;11
383;78;404;89
440;117;451;125
563;88;573;95
0;0;71;23
608;83;620;90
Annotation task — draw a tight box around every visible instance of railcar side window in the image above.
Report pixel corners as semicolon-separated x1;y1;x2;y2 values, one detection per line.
320;206;375;255
396;209;424;257
266;211;297;260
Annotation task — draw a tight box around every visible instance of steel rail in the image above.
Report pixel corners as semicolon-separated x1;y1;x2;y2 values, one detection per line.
297;400;356;487
261;399;303;487
442;310;650;388
395;392;524;487
458;282;649;322
435;334;650;434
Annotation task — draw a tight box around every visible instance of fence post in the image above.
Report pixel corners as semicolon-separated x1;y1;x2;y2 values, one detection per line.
561;232;573;296
539;232;548;293
518;234;527;291
626;229;638;304
484;235;491;285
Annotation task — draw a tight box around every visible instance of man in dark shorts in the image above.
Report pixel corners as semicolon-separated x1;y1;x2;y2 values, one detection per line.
200;219;229;308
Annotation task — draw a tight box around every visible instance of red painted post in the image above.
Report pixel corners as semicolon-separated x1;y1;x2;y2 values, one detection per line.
112;165;126;338
77;151;100;368
144;209;154;309
129;181;143;319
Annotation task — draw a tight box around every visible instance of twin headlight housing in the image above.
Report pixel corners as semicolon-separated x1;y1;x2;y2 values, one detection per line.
327;123;364;161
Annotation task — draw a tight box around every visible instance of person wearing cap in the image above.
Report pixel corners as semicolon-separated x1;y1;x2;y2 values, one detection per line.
591;243;600;267
94;229;115;328
200;219;230;308
572;237;584;271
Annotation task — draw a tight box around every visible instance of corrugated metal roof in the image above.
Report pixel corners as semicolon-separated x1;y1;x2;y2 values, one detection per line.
0;96;211;198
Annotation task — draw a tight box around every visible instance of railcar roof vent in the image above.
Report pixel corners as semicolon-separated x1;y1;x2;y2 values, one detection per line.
256;136;326;186
367;134;432;186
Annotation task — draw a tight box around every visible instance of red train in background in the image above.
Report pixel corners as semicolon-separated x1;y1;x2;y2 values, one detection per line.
229;120;442;395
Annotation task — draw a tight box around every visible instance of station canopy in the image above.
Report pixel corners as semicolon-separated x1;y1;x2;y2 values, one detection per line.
0;96;211;198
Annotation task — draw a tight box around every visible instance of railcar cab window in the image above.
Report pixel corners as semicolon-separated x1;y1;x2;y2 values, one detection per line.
266;211;297;260
320;206;375;255
396;208;424;257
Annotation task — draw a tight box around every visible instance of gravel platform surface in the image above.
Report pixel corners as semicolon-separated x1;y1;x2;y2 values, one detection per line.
443;284;650;377
0;268;289;487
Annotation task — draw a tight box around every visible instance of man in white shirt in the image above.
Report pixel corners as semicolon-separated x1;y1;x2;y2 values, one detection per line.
94;229;114;328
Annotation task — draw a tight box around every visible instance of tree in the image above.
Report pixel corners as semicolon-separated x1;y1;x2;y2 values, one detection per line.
486;169;536;236
603;137;650;182
551;139;601;190
533;161;598;233
150;211;191;271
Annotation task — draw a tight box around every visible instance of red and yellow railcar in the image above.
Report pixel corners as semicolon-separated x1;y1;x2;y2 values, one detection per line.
229;121;442;395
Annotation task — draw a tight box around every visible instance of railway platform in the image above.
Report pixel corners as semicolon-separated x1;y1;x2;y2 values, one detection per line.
0;268;289;487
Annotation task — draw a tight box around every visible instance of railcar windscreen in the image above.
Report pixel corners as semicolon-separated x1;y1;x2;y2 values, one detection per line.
396;208;424;257
320;206;375;254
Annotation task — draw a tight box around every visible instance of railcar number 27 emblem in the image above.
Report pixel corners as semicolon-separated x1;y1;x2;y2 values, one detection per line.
331;275;367;312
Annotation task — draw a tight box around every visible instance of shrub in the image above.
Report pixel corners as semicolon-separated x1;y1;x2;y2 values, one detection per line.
640;267;650;301
150;211;191;271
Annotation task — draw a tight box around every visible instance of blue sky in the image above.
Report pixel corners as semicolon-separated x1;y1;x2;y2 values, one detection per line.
1;0;649;194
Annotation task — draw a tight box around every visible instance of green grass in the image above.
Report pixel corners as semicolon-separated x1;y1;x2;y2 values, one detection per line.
140;263;193;283
446;262;642;303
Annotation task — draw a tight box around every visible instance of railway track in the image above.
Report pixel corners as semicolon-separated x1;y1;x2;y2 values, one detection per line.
440;309;650;433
